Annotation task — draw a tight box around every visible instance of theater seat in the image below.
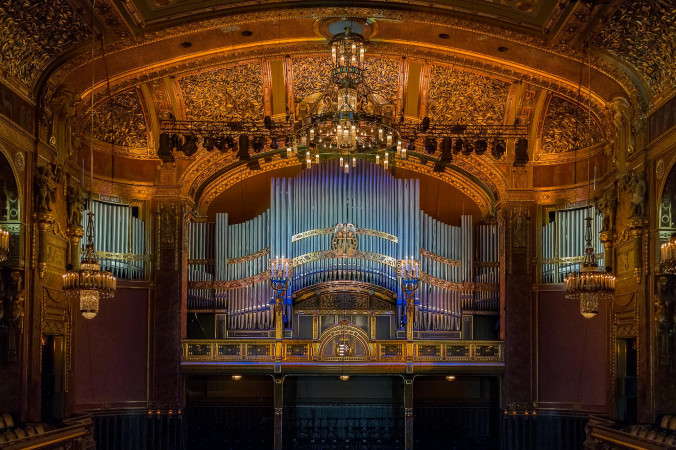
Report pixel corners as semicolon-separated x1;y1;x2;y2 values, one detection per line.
1;413;14;429
660;415;672;429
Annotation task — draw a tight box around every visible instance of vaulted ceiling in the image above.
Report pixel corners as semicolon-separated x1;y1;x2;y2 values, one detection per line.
1;0;674;204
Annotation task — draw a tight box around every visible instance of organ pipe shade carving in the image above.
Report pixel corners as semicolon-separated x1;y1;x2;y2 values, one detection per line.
187;160;500;331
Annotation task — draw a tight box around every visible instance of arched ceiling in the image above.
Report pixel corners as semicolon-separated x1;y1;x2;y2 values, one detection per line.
1;0;674;206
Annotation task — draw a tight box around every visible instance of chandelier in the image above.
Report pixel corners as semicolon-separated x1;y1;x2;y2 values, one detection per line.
563;215;615;318
289;27;400;173
62;209;117;319
660;234;676;275
0;227;9;262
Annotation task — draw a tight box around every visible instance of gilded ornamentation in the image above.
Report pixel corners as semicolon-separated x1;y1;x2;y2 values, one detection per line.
364;56;400;105
541;95;604;153
292;227;398;243
292;56;334;104
159;203;177;245
91;89;148;148
426;66;510;125
292;250;398;269
228;247;269;265
14;151;24;173
331;223;359;255
0;0;89;87
179;62;264;122
595;0;676;96
419;248;461;267
657;159;666;180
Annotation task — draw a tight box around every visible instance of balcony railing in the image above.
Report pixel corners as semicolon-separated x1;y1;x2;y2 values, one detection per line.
182;339;503;364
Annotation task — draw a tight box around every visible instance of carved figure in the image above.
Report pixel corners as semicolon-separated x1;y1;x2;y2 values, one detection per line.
160;204;176;245
49;88;76;157
628;171;647;220
596;189;618;232
33;165;56;214
66;185;85;227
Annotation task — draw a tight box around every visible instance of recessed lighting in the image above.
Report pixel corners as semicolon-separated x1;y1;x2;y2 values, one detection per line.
180;41;192;48
498;46;509;53
438;33;450;39
241;30;253;37
339;375;350;381
231;375;242;381
445;375;456;382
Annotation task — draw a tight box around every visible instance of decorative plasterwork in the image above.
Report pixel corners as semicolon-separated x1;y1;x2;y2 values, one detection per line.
540;94;604;154
364;56;400;105
0;0;89;88
426;66;511;125
44;6;638;110
178;62;264;122
89;89;149;148
595;0;676;97
292;56;333;104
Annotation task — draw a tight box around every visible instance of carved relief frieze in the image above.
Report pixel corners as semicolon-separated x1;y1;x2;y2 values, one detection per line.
426;65;510;125
292;56;333;105
540;94;604;154
594;0;676;97
178;62;264;122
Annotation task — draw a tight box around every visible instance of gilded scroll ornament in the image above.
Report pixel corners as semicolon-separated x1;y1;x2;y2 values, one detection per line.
91;89;148;148
426;66;510;125
541;95;604;153
595;0;676;96
292;227;398;243
0;0;88;87
419;248;461;267
228;247;270;265
179;62;264;122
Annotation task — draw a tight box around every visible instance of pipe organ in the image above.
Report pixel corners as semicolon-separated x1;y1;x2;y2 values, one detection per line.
188;160;500;336
81;200;146;280
541;207;604;283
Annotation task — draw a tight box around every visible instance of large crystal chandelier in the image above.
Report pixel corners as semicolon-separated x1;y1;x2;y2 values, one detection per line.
0;227;9;262
563;214;615;318
62;208;117;319
290;27;400;172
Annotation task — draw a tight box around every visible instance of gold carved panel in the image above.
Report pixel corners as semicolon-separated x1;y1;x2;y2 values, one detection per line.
594;0;676;96
540;94;604;154
426;66;510;125
179;62;264;122
91;89;148;148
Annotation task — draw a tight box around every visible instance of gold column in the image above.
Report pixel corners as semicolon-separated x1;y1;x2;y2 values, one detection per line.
599;230;616;271
275;298;283;362
35;213;55;279
66;225;84;268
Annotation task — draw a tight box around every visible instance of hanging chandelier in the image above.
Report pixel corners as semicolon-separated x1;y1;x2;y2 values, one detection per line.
660;234;676;275
289;27;400;173
0;227;9;262
563;215;615;318
62;208;117;319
